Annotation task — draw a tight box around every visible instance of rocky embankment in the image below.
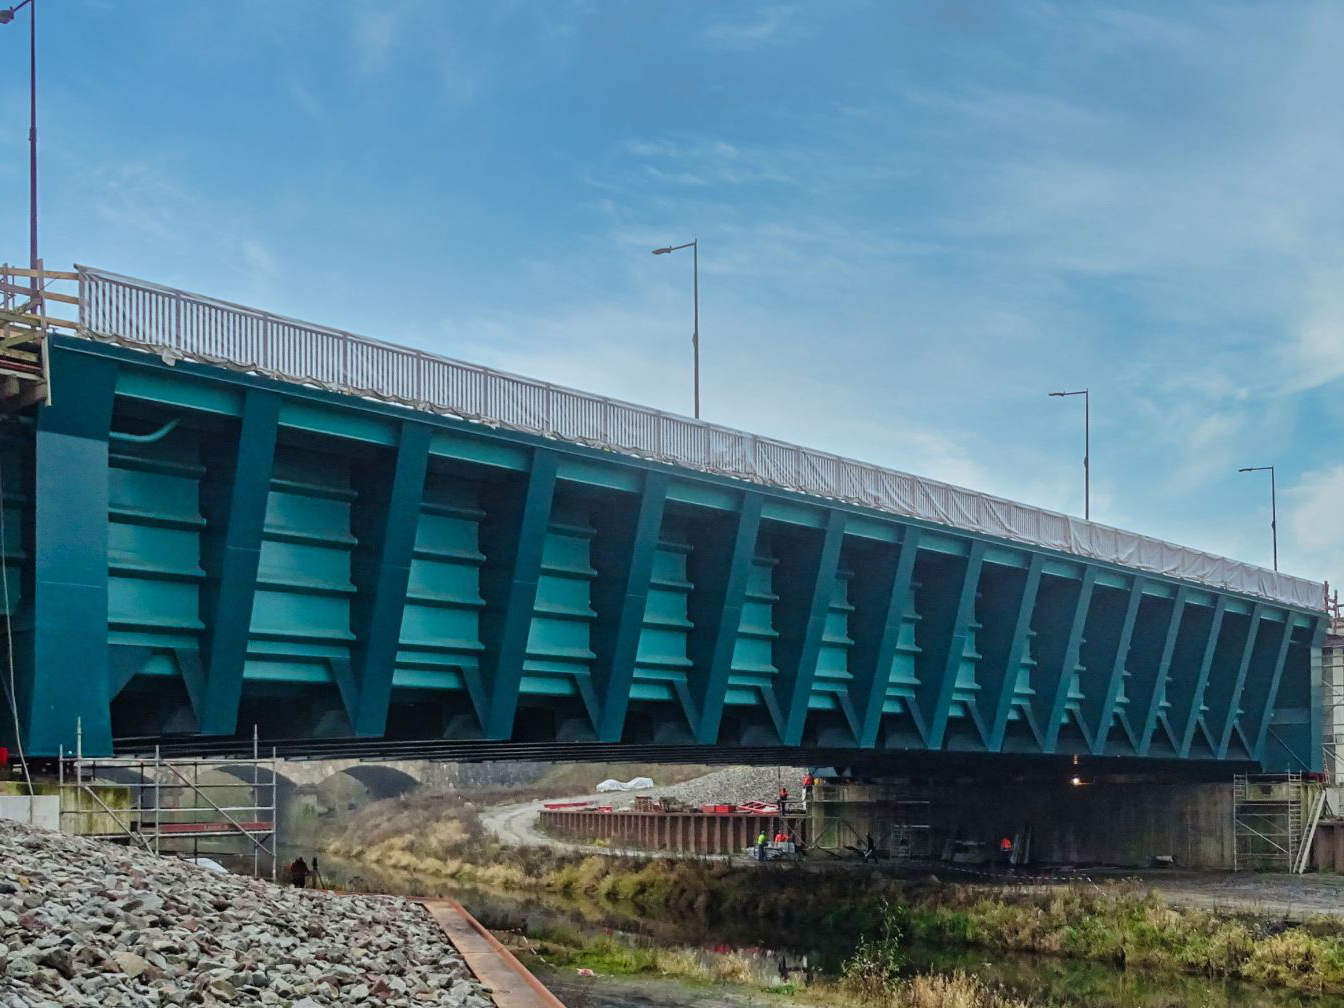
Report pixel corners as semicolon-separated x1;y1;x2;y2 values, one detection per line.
0;817;495;1008
612;766;806;809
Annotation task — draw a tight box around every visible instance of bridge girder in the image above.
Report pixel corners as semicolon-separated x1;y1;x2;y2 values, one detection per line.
0;337;1324;773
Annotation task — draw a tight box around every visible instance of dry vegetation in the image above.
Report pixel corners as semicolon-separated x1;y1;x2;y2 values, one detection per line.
309;782;1344;999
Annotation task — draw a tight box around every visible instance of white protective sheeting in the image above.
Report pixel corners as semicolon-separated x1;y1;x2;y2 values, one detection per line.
75;265;1324;613
595;777;655;793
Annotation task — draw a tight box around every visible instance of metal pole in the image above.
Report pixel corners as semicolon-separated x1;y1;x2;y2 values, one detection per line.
692;239;699;419
28;0;37;286
253;725;259;879
154;745;161;857
1270;466;1278;572
1084;389;1090;521
271;746;279;883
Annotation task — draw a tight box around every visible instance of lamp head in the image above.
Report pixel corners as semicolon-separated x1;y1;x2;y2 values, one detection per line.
652;247;672;255
0;10;13;24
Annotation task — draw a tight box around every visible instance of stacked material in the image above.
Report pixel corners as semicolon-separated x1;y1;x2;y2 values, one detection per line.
0;817;495;1008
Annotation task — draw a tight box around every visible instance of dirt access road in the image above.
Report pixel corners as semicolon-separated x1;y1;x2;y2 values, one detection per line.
481;793;609;852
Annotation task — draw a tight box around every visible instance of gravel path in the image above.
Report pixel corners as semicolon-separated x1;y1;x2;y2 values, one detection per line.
637;766;805;810
0;817;495;1008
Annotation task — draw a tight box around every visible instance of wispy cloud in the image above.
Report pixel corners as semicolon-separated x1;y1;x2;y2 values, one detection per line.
702;4;800;50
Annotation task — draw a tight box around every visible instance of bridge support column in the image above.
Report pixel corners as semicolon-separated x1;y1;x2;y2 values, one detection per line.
20;351;118;757
591;472;668;743
686;491;763;745
349;421;432;736
199;390;281;736
475;449;559;740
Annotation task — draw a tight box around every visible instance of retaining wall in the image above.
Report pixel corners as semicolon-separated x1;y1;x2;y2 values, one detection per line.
539;809;807;855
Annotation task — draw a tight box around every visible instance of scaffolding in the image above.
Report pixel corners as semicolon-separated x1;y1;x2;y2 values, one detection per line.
57;721;279;880
807;782;932;860
0;260;63;412
1321;587;1344;783
1233;772;1325;873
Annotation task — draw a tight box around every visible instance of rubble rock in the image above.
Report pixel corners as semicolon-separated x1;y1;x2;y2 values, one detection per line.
0;817;496;1007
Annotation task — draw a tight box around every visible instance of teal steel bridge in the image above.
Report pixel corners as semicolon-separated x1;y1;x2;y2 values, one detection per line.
0;266;1327;772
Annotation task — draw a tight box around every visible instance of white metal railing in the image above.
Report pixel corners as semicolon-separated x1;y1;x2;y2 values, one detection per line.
73;264;1324;612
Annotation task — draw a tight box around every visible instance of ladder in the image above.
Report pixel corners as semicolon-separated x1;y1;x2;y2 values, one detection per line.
1233;772;1310;872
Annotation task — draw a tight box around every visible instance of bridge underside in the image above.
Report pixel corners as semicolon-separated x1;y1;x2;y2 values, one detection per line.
0;338;1324;775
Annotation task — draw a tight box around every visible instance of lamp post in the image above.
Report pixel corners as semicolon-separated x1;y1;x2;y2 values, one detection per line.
1048;388;1090;520
1;0;37;289
1237;465;1277;571
652;240;698;418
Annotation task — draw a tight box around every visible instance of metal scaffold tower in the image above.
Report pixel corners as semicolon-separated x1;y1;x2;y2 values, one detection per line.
807;781;932;860
1321;586;1344;782
1233;772;1326;873
57;721;279;879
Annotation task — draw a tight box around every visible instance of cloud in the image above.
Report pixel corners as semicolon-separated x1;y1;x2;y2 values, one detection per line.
702;4;800;50
1284;465;1344;584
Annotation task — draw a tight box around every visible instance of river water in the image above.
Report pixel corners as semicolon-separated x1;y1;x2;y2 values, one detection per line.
273;846;1344;1008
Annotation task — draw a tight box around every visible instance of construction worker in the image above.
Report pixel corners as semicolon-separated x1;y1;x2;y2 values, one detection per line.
778;785;789;814
288;857;310;888
999;836;1014;864
756;830;768;861
774;828;789;844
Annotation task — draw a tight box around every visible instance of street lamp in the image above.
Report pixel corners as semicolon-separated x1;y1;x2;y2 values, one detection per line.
1;0;37;291
1048;388;1090;520
1237;465;1277;571
652;240;699;419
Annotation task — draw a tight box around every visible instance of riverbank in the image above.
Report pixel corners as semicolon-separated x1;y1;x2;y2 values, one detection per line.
308;787;1344;1000
0;817;494;1007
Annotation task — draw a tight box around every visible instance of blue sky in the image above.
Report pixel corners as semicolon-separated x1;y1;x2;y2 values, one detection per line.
2;1;1342;587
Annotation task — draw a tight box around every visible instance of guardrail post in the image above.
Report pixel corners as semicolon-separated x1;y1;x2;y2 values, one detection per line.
174;289;183;348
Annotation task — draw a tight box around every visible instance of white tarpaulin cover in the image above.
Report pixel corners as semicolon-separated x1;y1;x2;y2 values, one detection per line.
76;265;1325;613
595;777;655;793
